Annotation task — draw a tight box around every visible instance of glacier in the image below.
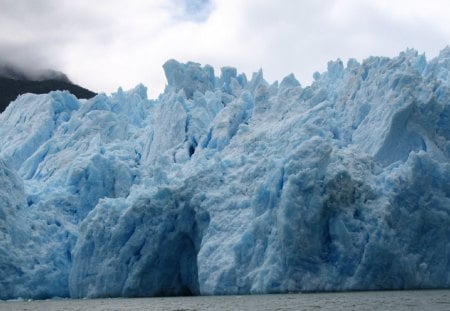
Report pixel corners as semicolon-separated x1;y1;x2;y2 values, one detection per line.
1;48;450;299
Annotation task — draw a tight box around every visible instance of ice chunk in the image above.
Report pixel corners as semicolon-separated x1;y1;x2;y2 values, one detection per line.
163;59;215;99
69;188;209;298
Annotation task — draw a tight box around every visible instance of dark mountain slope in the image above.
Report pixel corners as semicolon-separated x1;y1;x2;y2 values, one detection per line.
0;65;96;112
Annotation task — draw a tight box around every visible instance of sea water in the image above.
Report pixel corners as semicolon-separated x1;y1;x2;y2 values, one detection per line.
1;290;450;311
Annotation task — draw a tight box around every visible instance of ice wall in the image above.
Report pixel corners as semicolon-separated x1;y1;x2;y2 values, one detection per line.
0;49;449;299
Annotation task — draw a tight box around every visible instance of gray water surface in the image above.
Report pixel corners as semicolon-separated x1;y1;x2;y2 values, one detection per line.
1;290;450;311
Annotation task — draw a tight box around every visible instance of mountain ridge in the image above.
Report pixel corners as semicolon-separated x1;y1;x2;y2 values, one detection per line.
0;65;96;112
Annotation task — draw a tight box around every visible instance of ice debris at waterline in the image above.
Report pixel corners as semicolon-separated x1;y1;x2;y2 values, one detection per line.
1;48;450;299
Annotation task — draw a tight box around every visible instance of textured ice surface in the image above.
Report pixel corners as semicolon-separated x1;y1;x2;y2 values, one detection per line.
1;48;450;299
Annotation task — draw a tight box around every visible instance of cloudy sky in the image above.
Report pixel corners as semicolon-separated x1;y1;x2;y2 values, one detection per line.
0;0;449;97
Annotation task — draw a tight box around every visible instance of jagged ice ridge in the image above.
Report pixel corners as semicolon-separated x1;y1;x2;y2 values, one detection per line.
1;48;450;299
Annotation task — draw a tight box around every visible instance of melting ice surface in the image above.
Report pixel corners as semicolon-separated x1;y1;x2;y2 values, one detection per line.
1;49;450;299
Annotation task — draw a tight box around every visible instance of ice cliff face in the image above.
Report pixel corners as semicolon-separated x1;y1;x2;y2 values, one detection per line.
1;48;450;299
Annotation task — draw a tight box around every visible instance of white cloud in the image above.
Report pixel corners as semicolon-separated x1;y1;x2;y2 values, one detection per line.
0;0;449;98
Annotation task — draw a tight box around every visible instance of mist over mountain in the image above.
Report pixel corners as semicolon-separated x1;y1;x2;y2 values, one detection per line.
0;63;71;82
0;63;96;112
